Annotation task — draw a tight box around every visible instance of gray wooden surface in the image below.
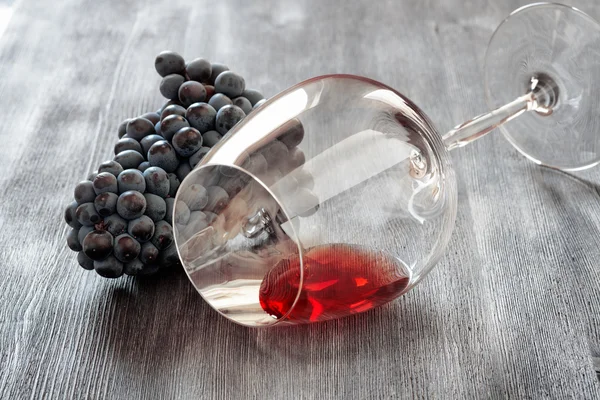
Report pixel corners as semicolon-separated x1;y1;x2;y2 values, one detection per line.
1;0;600;398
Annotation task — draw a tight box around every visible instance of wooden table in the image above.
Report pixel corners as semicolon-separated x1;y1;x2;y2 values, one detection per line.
1;0;599;398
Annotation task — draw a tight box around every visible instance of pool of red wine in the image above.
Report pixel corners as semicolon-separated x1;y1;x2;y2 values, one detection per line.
259;244;411;323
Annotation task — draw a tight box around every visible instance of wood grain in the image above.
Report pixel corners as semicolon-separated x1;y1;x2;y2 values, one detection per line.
0;0;599;398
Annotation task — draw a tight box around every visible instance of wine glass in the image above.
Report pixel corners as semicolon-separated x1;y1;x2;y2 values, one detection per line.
173;3;600;327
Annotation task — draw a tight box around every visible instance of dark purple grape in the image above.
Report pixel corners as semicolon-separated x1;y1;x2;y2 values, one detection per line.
117;169;146;193
65;201;82;229
159;99;183;113
77;251;94;270
76;202;101;226
205;85;215;101
155;51;185;77
87;171;98;181
92;172;118;195
180;184;208;211
142;166;169;198
205;186;229;213
114;150;144;170
151;220;173;250
167;174;180;197
113;234;141;263
215;105;245;134
126;117;155;141
74;181;95;204
98;160;124;177
83;230;114;261
202;130;222;147
160;74;185;100
144;193;166;222
148;141;178;173
115;137;142;155
241;89;264;106
139;242;159;264
128;216;155;243
117;119;130;138
165;197;175;225
157;242;180;267
175;162;191;181
232;97;252;114
154;121;161;136
242;153;268;176
103;214;128;236
78;226;94;245
189;146;211;168
160;114;189;141
94;255;123;278
178;81;207;107
186;58;212;82
277;119;304;148
174;200;190;225
67;228;82;251
209;63;229;84
94;192;118;217
139;135;163;155
253;99;266;109
208;93;232;112
260;140;289;166
214;71;245;97
186;102;216;133
116;191;146;220
138;161;151;173
140;112;160;125
160;104;187;121
124;258;158;276
172;127;202;157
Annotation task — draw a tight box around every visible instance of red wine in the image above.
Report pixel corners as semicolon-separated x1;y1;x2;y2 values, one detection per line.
259;244;411;324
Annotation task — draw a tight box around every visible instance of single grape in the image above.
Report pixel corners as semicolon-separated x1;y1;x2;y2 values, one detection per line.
215;105;245;134
142;166;169;198
209;63;229;84
94;192;118;217
117;169;146;193
179;211;208;238
186;102;216;133
253;99;266;109
78;226;94;245
128;215;155;242
232;97;252;114
83;230;114;261
155;51;185;77
114;150;144;170
160;104;187;121
138;161;151;173
165;197;175;225
189;146;211;168
218;174;247;197
92;172;118;195
295;169;315;190
139;242;159;264
174;200;190;225
154;121;161;136
144;193;166;222
214;71;245;97
67;228;82;251
103;214;128;236
117;119;130;138
287;147;305;170
208;93;232;112
160;114;189;141
140;134;164;155
77;251;94;270
113;234;141;263
172;127;202;157
167;174;180;197
186;58;212;82
98;160;124;177
178;81;207;108
205;186;229;213
114;138;142;155
160;74;185;100
124;258;159;276
259;140;289;166
76;202;101;226
157;242;180;267
74;180;95;204
65;201;82;229
175;162;191;181
87;171;98;181
151;220;174;250
159;99;183;113
94;255;123;278
204;211;218;223
204;85;215;101
140;112;160;125
241;89;264;106
116;191;146;220
148;140;179;173
241;153;268;176
202;130;222;147
277;118;304;148
180;184;208;211
126;117;155;141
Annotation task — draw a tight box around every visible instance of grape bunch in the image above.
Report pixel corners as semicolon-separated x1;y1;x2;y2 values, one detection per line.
64;51;265;278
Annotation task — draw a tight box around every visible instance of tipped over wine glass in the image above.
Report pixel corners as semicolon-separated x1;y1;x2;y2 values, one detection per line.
173;3;600;327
